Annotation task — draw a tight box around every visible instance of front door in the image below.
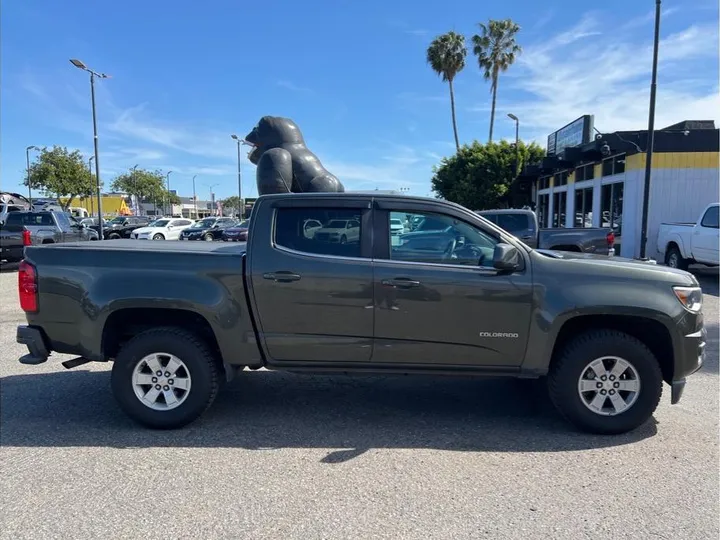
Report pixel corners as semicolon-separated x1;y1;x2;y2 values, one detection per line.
247;197;374;364
54;212;81;242
694;205;719;264
371;202;533;368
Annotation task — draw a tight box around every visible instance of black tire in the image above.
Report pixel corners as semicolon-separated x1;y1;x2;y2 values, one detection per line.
203;233;214;242
152;233;164;240
665;245;689;270
340;235;347;244
108;233;121;240
548;329;662;435
111;327;220;429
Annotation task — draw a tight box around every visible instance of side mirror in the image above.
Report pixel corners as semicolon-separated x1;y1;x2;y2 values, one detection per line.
492;243;521;273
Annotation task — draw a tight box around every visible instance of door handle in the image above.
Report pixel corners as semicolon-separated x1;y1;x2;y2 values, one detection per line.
263;271;301;283
382;278;421;289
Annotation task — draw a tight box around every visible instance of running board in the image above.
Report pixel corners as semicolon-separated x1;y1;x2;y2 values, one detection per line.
61;357;94;370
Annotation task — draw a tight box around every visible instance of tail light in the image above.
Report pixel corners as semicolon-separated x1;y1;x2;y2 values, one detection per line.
22;228;31;246
606;231;615;248
18;261;38;313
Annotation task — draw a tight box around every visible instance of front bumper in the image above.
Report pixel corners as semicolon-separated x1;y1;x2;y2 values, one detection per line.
16;325;50;365
671;326;706;404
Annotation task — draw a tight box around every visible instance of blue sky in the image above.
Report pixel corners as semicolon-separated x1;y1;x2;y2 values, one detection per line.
1;0;718;201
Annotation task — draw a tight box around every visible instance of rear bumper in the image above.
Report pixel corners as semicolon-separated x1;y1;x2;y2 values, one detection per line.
671;326;706;404
16;325;50;365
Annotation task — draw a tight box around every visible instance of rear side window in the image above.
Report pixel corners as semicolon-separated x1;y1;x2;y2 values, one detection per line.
700;206;719;229
275;207;364;258
496;213;533;235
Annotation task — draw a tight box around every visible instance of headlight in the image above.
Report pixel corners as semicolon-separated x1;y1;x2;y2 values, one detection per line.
673;286;703;312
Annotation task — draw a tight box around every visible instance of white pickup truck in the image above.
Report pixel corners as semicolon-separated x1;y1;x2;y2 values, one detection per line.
657;203;719;270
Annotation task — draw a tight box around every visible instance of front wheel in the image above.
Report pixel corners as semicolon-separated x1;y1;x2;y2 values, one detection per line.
665;245;689;270
203;233;214;242
152;233;165;240
108;233;121;240
548;329;662;434
111;327;220;429
340;235;347;244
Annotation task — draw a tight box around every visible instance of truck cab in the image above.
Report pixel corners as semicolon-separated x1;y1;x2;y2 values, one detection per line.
657;203;720;269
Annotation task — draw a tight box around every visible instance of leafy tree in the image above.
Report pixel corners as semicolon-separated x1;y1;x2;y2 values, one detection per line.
111;168;179;214
221;196;242;216
25;146;97;210
471;19;522;143
430;139;544;210
427;31;467;152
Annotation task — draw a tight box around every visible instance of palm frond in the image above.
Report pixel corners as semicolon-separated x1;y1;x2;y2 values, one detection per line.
426;31;467;82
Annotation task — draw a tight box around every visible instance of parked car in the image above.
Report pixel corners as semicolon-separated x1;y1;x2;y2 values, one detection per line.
0;192;31;225
390;218;405;236
477;208;615;256
130;218;194;240
103;216;152;239
656;203;719;270
15;192;706;435
1;210;96;262
179;217;238;241
312;217;361;244
221;220;250;242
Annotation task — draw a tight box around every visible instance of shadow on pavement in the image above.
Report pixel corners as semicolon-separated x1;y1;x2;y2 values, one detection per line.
0;370;658;460
0;261;20;273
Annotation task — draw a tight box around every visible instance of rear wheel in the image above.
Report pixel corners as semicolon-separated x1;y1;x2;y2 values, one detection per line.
665;245;689;270
111;327;220;429
548;329;662;434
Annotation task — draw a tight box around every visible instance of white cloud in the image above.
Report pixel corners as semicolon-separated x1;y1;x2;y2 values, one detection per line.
276;80;314;94
469;16;720;142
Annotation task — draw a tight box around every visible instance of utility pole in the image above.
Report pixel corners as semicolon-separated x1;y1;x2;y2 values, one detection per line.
25;145;40;205
639;0;662;260
230;134;243;218
192;175;198;219
165;170;173;216
88;156;95;216
131;164;139;215
70;59;109;237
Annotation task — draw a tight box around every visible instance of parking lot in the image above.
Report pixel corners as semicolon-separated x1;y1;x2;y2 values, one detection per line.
0;262;718;539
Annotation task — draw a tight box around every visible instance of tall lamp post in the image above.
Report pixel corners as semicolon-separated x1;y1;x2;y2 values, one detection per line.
205;183;219;216
639;0;662;261
230;134;243;219
131;164;139;215
192;175;198;219
69;59;109;236
165;170;173;216
88;156;95;217
25;145;40;205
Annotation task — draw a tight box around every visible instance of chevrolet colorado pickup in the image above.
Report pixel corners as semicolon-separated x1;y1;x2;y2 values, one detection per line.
16;192;706;434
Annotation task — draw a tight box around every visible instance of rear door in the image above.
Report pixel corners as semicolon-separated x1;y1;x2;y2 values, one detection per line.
694;205;719;264
246;196;374;364
0;212;25;260
372;200;533;368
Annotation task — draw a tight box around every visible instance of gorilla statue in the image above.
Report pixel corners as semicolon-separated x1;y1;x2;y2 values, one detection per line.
243;116;345;195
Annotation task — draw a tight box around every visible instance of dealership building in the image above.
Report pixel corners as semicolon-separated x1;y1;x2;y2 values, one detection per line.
517;116;719;258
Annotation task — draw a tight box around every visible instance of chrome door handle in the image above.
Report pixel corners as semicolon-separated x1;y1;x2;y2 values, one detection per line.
263;271;301;283
382;278;421;289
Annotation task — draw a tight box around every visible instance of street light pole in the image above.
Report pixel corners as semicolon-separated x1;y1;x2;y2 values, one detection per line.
25;145;39;205
88;156;95;216
165;170;173;216
230;134;243;219
192;175;198;219
205;183;219;216
131;164;139;215
70;58;109;238
639;0;662;261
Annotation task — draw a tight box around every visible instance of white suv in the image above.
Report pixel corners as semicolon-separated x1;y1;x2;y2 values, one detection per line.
131;218;194;240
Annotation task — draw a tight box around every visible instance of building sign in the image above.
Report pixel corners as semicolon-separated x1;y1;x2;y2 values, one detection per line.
546;115;594;156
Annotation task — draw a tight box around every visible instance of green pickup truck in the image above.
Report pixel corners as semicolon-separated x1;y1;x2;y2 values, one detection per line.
16;192;706;434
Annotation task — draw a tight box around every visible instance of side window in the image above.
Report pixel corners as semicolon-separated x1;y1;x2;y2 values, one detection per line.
54;212;71;229
388;211;499;268
4;213;23;228
275;207;363;258
700;206;719;229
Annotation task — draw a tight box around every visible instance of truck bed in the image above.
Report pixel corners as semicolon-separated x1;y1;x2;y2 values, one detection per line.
39;238;247;255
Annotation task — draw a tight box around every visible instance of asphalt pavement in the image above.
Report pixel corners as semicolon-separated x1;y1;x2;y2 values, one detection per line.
0;263;718;539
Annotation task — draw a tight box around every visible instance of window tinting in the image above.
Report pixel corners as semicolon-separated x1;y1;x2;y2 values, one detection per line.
275;207;364;258
6;213;55;226
701;205;719;228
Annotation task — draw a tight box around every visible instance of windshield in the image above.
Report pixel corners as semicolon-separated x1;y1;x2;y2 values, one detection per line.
149;220;169;228
191;218;216;228
326;220;347;228
109;217;125;224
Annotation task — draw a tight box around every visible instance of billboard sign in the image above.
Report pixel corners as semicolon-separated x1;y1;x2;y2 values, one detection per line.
546;115;594;156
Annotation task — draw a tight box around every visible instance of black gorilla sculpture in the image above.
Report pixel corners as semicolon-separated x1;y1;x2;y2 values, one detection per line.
244;116;345;195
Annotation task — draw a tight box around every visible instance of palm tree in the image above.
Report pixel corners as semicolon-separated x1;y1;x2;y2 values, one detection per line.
426;31;467;152
472;19;522;143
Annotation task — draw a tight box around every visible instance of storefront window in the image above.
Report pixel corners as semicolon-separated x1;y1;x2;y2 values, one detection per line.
538;177;550;191
537;194;549;227
552;191;567;228
555;171;569;186
574;187;593;228
601;183;624;251
575;164;595;182
601;154;626;177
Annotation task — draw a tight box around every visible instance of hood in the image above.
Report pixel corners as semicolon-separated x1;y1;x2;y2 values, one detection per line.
133;226;159;235
535;250;698;285
184;225;211;232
